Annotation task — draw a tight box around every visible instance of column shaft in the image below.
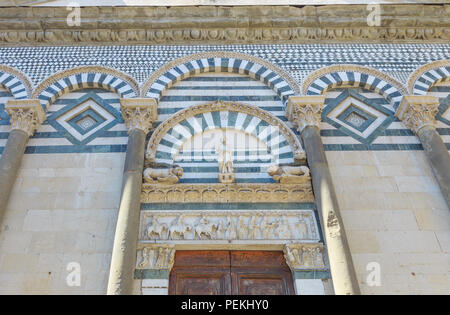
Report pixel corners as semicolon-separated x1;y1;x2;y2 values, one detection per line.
0;129;29;225
418;126;450;207
301;125;361;295
107;128;146;295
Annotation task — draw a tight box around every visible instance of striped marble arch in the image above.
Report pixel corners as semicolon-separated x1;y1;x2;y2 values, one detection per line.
32;66;139;109
408;60;450;95
142;52;298;104
0;65;31;100
302;65;406;109
147;101;303;166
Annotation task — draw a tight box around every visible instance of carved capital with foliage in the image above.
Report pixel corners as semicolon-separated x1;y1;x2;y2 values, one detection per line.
395;95;439;135
286;96;325;132
5;99;45;137
120;98;158;134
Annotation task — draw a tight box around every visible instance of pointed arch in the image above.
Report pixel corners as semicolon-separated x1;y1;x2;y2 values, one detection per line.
146;100;303;165
408;60;450;95
302;64;407;108
32;66;140;110
0;65;32;99
141;51;299;104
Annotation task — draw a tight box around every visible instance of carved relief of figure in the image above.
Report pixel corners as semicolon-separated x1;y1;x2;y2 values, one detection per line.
154;247;175;269
275;215;291;239
267;165;310;184
194;215;218;240
295;214;310;239
138;247;155;268
216;219;227;239
146;217;168;240
216;137;235;184
143;166;183;184
216;137;233;174
302;246;314;268
248;215;260;240
284;245;302;269
312;247;324;268
226;215;237;240
261;216;276;239
237;216;247;239
168;215;191;240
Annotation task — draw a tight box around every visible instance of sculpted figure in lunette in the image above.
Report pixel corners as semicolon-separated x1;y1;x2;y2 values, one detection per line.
267;164;310;184
143;165;183;184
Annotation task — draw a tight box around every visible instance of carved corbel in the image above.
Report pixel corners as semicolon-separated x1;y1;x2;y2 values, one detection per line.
395;95;440;136
120;98;158;134
283;243;327;270
286;96;326;132
136;244;175;271
5;100;45;137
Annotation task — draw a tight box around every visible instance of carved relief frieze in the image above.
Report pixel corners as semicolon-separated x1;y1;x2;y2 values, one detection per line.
140;210;320;242
1;27;448;46
141;183;314;203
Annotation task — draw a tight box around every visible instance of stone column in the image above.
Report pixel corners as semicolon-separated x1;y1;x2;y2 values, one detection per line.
0;100;45;226
396;95;450;208
287;96;361;295
107;99;157;295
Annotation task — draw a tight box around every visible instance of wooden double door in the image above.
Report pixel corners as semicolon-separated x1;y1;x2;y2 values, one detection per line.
169;250;294;295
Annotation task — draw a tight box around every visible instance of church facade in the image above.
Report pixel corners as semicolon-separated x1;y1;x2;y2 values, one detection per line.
0;2;449;295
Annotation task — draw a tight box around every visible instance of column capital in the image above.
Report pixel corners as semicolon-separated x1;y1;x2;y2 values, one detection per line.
287;96;326;132
5;99;45;137
120;98;158;134
395;95;439;135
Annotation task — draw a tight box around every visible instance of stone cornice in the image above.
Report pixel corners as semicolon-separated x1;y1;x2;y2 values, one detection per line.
395;95;440;135
120;98;158;134
0;5;448;45
5;99;45;136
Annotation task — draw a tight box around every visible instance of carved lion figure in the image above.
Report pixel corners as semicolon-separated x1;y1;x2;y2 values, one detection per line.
267;165;310;184
143;166;183;184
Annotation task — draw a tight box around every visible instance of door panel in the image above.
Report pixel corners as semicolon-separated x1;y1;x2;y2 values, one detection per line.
231;268;294;295
169;250;294;295
169;251;231;295
169;268;231;295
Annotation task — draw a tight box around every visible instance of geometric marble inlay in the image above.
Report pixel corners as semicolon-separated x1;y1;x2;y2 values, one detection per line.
67;108;107;136
323;90;395;144
337;104;377;133
47;92;121;145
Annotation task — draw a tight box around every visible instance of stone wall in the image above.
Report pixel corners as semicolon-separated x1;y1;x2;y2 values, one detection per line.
0;152;124;294
328;150;449;294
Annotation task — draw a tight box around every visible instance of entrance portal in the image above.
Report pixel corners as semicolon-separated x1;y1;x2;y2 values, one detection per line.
169;250;294;295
